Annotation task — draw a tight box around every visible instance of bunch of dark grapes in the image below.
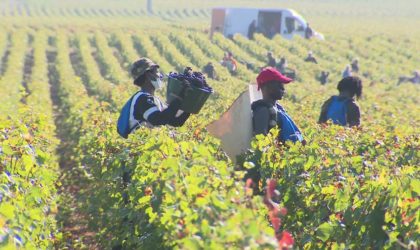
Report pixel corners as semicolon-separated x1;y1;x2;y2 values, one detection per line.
169;67;212;91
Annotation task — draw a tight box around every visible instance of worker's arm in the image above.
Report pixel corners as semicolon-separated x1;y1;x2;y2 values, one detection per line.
346;102;361;127
134;95;184;126
318;98;333;124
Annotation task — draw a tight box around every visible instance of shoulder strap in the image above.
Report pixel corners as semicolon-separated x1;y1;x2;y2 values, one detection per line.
274;103;284;127
130;91;145;115
129;91;146;131
275;103;285;112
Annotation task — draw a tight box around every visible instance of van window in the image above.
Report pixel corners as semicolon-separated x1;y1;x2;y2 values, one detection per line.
296;21;304;31
286;17;305;33
285;17;295;33
258;11;282;38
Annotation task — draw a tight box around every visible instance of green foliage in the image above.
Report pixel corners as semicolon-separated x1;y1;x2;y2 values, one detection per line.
72;112;277;249
245;125;419;249
0;111;60;249
0;4;419;248
0;30;28;114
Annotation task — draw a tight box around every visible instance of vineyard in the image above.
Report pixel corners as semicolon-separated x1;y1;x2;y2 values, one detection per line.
0;0;419;249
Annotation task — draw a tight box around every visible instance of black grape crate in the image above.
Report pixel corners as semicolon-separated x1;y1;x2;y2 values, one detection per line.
166;77;213;114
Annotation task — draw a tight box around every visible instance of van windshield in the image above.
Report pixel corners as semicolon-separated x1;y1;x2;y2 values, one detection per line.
285;17;304;33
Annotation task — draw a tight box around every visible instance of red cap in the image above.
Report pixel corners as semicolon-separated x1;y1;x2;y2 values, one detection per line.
256;67;293;90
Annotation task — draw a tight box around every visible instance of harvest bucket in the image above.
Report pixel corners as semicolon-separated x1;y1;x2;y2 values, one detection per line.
166;77;213;114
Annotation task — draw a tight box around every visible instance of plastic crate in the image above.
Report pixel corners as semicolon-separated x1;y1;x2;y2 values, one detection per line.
166;77;213;114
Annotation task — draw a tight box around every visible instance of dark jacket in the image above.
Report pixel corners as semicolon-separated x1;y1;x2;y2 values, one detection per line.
133;92;190;127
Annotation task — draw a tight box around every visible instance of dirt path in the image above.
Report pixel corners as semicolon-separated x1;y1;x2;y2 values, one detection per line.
46;36;99;249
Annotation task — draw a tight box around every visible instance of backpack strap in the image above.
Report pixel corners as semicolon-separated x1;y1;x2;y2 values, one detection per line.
129;91;146;132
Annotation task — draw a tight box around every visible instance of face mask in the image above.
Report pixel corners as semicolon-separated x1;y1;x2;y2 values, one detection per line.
151;78;163;90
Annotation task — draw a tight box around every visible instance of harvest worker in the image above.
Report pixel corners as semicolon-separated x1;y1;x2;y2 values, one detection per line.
410;70;420;83
305;23;314;39
319;71;330;85
304;51;318;64
351;58;359;73
117;58;191;138
221;51;238;74
247;20;257;40
130;58;191;127
251;67;304;143
267;51;276;67
246;67;304;194
318;76;362;127
397;70;420;85
342;65;352;78
203;62;217;80
276;57;287;74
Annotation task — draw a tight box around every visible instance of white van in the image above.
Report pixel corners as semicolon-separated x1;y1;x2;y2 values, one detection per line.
211;7;324;40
